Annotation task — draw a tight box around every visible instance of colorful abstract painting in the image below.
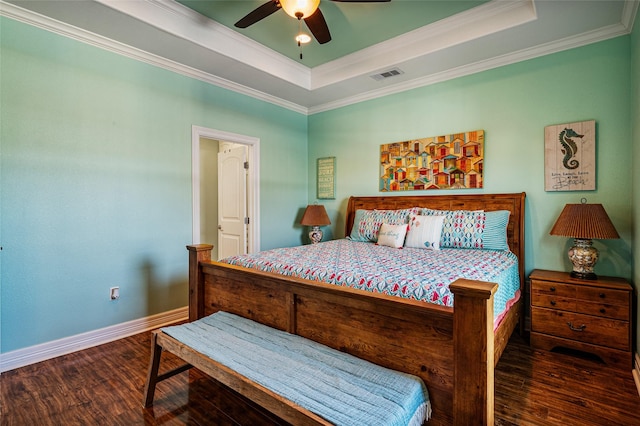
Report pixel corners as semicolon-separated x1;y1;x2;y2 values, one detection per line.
380;130;484;192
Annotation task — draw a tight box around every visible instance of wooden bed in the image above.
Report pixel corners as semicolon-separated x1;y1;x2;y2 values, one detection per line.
186;192;525;425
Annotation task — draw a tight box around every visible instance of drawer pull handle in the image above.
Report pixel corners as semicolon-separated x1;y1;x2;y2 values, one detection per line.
567;322;586;332
599;293;605;299
550;300;556;306
550;287;556;292
599;308;606;314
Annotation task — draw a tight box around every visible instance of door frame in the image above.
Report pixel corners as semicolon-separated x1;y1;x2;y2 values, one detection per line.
191;125;260;253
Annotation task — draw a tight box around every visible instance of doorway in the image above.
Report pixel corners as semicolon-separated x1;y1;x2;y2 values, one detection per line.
191;126;260;259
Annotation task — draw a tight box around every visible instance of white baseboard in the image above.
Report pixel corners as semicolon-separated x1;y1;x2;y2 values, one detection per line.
633;352;640;398
0;306;188;373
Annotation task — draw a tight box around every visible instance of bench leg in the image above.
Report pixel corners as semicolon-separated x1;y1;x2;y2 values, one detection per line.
143;331;195;408
143;332;163;408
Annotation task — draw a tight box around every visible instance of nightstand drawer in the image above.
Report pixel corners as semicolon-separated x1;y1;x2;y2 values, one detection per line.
574;300;628;320
530;293;576;311
531;307;630;351
531;280;575;298
576;287;629;306
531;291;628;320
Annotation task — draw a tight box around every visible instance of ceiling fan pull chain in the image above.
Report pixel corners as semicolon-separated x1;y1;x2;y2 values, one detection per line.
298;17;303;60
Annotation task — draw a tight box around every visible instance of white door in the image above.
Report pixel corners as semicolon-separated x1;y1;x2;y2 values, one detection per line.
217;146;248;260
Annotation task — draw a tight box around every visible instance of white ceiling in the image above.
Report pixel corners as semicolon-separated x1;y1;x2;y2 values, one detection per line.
2;0;638;115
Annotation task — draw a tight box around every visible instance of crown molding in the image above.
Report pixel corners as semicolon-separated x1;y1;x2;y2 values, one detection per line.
0;0;309;114
308;20;631;115
621;0;639;32
1;0;635;116
310;0;537;90
97;0;312;89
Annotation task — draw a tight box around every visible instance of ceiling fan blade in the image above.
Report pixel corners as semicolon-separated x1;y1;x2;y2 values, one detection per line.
235;1;281;28
304;8;332;44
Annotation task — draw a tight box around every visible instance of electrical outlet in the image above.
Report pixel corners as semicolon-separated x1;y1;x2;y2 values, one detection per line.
110;286;120;300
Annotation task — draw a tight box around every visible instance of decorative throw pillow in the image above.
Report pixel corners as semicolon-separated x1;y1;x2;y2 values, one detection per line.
356;208;415;242
376;223;409;249
405;214;445;250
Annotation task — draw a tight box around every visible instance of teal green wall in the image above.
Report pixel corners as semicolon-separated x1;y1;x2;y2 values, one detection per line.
632;8;640;354
2;13;638;357
0;18;308;353
309;38;633;282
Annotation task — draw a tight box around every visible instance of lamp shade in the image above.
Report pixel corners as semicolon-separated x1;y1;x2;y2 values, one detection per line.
300;204;331;226
550;203;619;240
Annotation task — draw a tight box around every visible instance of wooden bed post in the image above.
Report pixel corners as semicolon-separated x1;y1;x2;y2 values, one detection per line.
186;244;213;322
450;279;497;426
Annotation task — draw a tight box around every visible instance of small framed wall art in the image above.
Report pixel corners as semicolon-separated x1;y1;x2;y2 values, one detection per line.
317;157;336;199
544;120;596;191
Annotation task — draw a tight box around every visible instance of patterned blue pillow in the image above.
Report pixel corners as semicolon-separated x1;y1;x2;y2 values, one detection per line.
420;208;511;250
348;209;369;242
352;208;416;242
420;208;483;249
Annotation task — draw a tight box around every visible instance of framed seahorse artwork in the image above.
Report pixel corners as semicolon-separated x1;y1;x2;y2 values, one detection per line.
544;120;596;191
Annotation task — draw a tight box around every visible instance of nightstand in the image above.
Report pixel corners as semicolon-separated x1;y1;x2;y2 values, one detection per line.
529;269;633;370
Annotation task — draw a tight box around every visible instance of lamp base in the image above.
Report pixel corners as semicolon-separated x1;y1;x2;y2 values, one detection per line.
309;226;323;244
570;270;598;280
568;238;599;280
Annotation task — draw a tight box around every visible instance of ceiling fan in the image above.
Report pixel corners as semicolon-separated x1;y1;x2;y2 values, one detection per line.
235;0;391;45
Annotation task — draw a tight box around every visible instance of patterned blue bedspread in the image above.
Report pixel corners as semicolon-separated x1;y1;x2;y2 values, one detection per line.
163;311;431;426
222;239;520;324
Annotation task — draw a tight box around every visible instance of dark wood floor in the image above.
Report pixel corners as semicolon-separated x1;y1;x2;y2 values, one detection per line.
1;329;638;425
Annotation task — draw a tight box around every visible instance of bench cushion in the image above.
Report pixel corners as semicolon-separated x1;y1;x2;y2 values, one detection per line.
162;311;431;426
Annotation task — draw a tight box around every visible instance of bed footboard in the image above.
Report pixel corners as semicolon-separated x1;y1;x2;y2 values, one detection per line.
187;245;502;425
450;280;497;425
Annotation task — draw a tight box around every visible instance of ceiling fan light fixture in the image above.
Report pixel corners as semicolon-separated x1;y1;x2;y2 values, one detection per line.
295;33;312;44
279;0;320;20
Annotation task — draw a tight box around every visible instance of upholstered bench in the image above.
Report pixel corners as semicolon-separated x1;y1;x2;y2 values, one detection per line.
143;311;430;426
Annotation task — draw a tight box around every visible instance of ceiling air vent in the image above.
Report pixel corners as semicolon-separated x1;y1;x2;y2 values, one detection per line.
370;68;404;81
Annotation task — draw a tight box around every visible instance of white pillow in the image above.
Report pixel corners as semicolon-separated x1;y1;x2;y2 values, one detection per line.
376;223;409;249
405;214;445;250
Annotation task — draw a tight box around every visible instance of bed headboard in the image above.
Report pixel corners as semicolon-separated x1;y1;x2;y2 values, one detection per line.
345;192;526;282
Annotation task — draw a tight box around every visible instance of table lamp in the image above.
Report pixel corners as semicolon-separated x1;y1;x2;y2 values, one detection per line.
300;204;331;244
549;199;619;280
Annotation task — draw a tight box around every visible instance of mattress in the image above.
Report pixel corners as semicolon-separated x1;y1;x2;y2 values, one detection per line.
222;239;520;326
